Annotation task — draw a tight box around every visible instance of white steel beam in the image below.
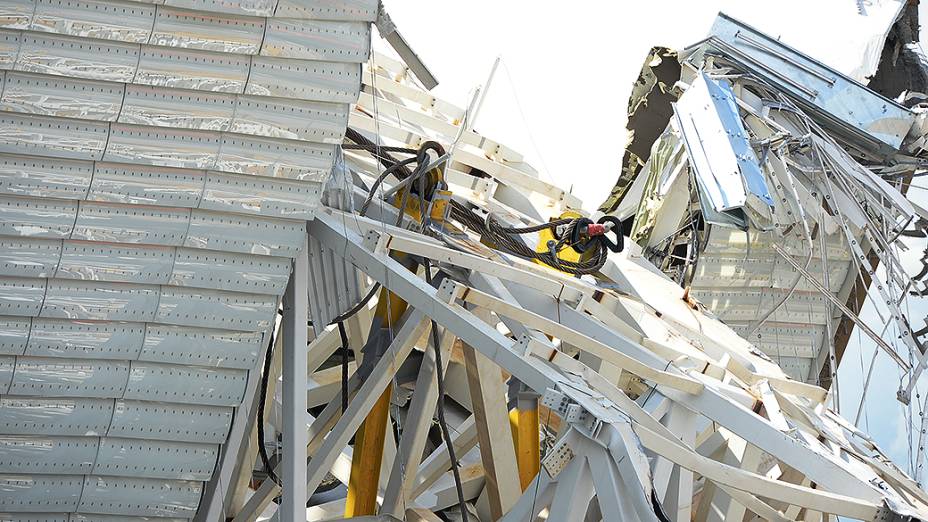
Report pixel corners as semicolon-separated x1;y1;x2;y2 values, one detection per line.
381;327;457;516
282;245;309;522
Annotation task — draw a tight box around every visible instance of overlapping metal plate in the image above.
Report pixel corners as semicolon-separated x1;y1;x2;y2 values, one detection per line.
0;0;374;519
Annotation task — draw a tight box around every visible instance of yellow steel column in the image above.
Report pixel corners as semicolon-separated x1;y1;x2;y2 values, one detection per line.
345;183;442;516
344;287;407;517
344;383;393;515
513;395;540;491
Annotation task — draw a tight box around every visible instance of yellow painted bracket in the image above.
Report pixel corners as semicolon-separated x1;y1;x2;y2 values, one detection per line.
535;210;582;271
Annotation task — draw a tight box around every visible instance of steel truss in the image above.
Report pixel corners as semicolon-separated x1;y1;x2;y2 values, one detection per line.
212;203;928;521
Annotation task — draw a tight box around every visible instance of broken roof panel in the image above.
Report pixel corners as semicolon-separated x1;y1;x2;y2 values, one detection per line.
674;72;772;221
691;12;916;151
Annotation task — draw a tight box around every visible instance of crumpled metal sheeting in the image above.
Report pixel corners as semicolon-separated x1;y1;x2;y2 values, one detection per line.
0;2;371;520
690;13;915;152
600;46;681;214
618;13;922;385
674;73;772;215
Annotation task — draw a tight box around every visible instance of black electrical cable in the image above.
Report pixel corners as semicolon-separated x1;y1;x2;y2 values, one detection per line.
423;259;470;522
448;199;623;275
395;137;468;521
337;322;349;414
257;325;281;485
342;143;418;154
345;127;413;178
359;157;418;216
257;281;380;486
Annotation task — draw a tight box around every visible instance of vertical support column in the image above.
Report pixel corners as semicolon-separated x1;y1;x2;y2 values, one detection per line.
345;285;410;517
282;245;308;522
513;392;540;491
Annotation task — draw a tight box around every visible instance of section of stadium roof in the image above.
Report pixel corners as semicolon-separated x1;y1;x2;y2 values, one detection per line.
0;0;374;519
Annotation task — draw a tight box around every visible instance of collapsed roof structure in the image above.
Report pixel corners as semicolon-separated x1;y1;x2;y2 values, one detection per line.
0;1;926;522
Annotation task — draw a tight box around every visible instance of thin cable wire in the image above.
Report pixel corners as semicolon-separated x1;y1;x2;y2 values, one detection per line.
499;59;555;184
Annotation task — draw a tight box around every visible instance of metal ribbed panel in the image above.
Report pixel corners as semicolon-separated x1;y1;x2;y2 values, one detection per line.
107;400;232;443
0;0;370;518
93;438;218;480
26;320;146;360
77;476;201;518
0;317;29;355
0;397;113;437
0;436;98;475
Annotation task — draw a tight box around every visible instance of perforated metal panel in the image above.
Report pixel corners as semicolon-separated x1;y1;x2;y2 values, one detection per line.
274;0;378;21
86;163;205;208
77;476;201;518
0;475;83;512
0;238;61;278
107;400;232;443
0;317;29;356
136;46;249;93
139;324;262;369
201;171;321;219
151;7;265;54
160;0;276;18
169;248;290;294
0;113;108;160
262;19;370;62
0;2;370;518
0;196;77;238
0;356;13;393
9;357;130;398
0;72;124;122
105;125;221;170
0;30;20;68
0;154;92;200
0;397;113;437
0;277;45;316
0;513;69;522
155;287;276;330
72;514;187;522
94;438;218;480
31;0;156;43
231;96;348;143
124;361;246;406
245;57;361;102
26;319;145;360
0;1;33;30
41;280;160;322
0;436;97;475
120;85;235;131
71;203;190;246
17;33;140;83
216;134;334;180
184;209;306;255
56;242;175;285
